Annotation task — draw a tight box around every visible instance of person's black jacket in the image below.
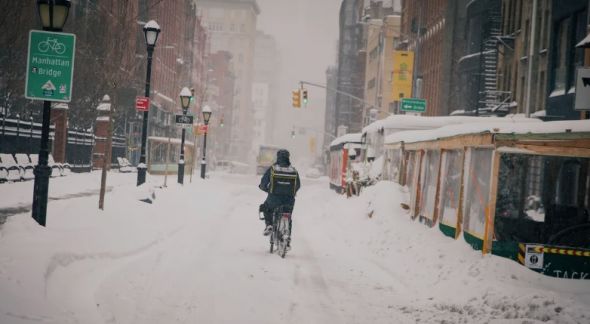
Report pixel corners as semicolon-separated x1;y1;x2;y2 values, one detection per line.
258;155;300;223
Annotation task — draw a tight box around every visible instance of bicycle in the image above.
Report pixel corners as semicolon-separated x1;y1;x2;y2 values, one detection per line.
38;37;66;55
265;205;292;258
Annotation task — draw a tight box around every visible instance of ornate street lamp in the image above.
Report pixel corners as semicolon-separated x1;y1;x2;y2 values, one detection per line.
178;87;191;184
37;0;71;31
137;20;161;186
31;0;71;226
200;105;212;179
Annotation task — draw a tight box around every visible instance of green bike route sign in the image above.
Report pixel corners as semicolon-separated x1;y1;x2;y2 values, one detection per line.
25;30;76;102
401;98;427;113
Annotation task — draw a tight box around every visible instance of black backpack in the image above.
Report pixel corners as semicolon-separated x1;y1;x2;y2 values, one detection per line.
269;165;298;196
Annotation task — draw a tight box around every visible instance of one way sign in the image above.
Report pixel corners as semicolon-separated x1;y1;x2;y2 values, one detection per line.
575;67;590;111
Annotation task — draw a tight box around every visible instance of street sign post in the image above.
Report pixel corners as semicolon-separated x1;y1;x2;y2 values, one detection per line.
574;67;590;111
135;96;150;112
25;30;76;102
400;98;427;113
175;114;194;127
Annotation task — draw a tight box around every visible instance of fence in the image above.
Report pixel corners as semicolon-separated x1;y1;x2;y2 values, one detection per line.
0;116;126;172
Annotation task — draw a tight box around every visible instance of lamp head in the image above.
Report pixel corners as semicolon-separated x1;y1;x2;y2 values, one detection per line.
143;20;161;47
37;0;71;31
179;87;191;110
202;105;212;125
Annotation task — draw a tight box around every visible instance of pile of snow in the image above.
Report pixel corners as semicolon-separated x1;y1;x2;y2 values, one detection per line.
1;173;589;323
317;181;590;323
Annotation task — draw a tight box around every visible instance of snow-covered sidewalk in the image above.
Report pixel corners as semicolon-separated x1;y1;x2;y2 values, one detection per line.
0;173;589;323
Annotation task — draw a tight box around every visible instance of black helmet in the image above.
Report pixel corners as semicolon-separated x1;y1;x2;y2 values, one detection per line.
277;149;290;160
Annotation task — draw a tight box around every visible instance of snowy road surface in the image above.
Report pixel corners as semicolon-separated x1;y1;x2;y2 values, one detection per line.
1;172;590;323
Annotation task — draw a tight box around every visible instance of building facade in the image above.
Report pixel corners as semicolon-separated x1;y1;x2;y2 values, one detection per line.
252;31;280;149
324;66;338;149
335;0;366;133
546;1;588;119
197;0;260;159
361;2;401;125
400;0;460;116
208;51;236;160
456;0;502;115
496;0;588;120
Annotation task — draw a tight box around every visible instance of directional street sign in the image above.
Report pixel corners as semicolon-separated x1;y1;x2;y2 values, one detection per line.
25;30;76;102
575;67;590;111
175;114;194;127
400;98;427;113
135;96;150;112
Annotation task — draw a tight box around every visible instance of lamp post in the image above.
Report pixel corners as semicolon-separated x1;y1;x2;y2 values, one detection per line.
178;87;191;184
200;105;212;179
137;20;161;186
31;0;71;226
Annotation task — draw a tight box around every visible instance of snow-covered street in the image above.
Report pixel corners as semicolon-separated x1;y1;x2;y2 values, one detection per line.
1;172;590;323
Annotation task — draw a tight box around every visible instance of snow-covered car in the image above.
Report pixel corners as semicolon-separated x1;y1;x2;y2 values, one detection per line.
305;167;321;179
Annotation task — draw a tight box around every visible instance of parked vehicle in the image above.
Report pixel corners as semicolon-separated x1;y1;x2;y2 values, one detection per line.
256;145;280;175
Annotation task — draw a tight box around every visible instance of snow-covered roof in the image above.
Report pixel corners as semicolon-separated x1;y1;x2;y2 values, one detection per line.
330;133;363;147
385;120;590;145
362;114;537;135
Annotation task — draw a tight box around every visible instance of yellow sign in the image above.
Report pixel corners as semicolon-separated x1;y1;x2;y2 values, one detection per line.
392;51;414;101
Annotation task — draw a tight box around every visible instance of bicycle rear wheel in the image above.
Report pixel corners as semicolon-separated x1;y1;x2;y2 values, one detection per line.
278;217;290;258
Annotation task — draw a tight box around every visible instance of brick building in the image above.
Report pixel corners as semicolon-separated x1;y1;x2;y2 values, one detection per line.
400;0;461;116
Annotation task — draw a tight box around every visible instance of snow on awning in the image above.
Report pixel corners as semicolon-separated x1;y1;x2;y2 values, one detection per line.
576;33;590;48
330;133;363;147
384;120;590;145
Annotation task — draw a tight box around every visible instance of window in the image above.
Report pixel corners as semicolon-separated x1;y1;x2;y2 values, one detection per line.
462;148;494;238
494;154;590;249
570;10;588;88
541;9;549;50
368;78;376;89
438;150;463;231
552;17;570;92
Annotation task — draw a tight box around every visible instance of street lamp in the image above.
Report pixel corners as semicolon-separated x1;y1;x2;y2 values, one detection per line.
137;20;160;186
178;87;191;184
200;105;212;179
31;0;71;226
37;0;71;31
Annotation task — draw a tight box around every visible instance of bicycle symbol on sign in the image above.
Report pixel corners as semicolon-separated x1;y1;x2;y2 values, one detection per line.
37;37;66;55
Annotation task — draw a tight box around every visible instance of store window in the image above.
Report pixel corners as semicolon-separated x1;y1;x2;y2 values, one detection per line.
495;154;590;248
418;150;440;223
462;148;494;238
438;150;463;229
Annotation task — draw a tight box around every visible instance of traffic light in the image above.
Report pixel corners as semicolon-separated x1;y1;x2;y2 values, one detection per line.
220;114;224;127
302;89;308;105
291;129;296;138
292;89;301;108
190;88;195;104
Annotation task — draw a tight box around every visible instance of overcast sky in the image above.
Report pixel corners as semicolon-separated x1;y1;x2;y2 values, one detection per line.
256;0;342;164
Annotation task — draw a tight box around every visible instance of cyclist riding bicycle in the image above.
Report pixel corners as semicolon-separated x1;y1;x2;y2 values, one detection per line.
258;149;300;245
